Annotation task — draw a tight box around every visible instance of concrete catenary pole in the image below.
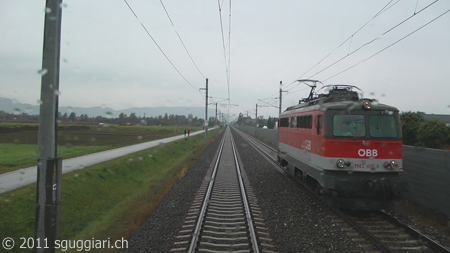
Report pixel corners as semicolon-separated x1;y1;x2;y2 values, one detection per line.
255;104;258;127
205;78;208;146
279;81;282;115
36;0;63;251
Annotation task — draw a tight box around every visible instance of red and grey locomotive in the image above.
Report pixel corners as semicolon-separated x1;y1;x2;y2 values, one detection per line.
277;81;406;209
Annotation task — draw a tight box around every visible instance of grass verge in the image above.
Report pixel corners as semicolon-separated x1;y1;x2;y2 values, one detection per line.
0;144;110;175
0;128;221;252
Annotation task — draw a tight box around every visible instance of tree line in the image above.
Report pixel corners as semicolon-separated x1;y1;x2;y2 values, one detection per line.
236;113;278;129
0;111;219;128
400;111;450;149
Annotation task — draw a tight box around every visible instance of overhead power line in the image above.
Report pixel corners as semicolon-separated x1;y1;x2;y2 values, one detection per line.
288;0;441;95
218;0;232;103
322;8;450;82
227;0;232;103
291;0;399;86
123;0;200;93
159;0;206;79
382;0;438;36
306;0;439;81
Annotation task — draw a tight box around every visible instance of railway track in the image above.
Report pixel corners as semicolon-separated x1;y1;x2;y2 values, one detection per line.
171;127;276;252
233;127;450;253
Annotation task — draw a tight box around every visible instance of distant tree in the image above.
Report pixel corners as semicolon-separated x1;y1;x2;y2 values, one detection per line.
237;113;244;125
208;117;216;126
60;113;69;122
79;114;89;122
95;116;104;123
118;113;127;125
128;113;139;125
257;116;265;127
68;112;77;122
267;117;278;129
417;119;450;148
400;111;425;145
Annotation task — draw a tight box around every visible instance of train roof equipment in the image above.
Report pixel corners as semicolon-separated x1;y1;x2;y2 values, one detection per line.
285;80;376;112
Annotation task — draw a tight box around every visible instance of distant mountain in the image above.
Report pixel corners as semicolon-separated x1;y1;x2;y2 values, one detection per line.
0;97;41;115
0;97;215;119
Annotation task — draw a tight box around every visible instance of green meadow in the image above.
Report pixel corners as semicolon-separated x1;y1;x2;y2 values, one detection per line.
0;123;200;174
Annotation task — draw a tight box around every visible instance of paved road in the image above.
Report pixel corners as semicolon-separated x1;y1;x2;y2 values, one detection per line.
0;129;207;194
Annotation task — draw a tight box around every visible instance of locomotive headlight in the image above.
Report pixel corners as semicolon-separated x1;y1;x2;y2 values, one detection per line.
384;160;399;170
363;101;371;110
336;159;346;169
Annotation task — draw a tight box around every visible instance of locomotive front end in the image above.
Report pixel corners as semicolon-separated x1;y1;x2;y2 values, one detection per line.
319;101;407;209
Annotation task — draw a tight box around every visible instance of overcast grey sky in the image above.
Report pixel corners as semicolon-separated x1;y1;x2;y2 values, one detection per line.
1;0;449;120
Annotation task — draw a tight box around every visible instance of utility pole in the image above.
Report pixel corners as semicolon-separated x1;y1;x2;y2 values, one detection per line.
279;80;287;115
200;79;208;146
215;103;218;126
279;81;282;115
36;0;63;252
255;104;258;128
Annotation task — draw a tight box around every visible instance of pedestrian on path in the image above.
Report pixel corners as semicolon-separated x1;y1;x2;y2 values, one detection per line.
188;129;191;137
184;128;187;137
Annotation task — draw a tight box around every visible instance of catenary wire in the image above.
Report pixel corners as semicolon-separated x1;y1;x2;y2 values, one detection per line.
322;8;450;82
290;0;398;86
123;0;201;95
159;0;207;79
304;0;437;81
414;0;420;14
218;0;231;102
382;0;438;36
227;0;232;104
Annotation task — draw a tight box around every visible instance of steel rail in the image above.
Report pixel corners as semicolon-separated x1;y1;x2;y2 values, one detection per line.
188;134;226;253
379;210;450;253
230;133;260;253
234;128;278;163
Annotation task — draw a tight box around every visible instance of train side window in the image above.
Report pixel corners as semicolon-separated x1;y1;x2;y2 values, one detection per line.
316;115;322;135
308;115;312;129
279;118;289;127
296;116;301;128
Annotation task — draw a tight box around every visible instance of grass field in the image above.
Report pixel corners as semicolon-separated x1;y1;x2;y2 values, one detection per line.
0;123;201;174
0;128;221;252
0;144;111;174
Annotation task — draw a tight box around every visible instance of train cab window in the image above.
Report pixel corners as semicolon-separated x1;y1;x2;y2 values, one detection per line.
333;115;365;137
369;115;397;138
316;115;323;135
307;115;312;129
